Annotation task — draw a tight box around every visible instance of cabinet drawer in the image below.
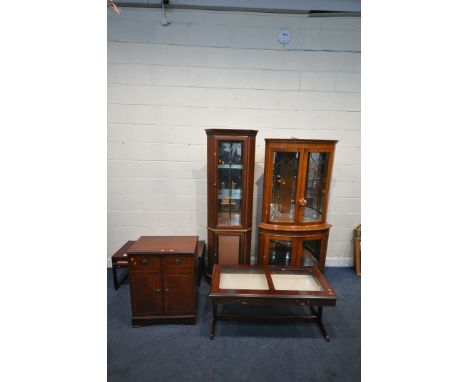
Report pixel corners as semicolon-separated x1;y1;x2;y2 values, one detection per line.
163;255;193;268
129;255;161;270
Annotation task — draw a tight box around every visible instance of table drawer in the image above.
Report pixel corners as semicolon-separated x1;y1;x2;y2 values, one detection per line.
294;299;313;306
129;255;161;270
163;255;193;268
211;296;332;306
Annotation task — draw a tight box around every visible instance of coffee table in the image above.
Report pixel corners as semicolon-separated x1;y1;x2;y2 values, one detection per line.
209;265;337;341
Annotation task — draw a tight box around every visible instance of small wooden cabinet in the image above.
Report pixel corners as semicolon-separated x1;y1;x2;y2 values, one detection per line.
205;129;257;275
258;139;337;272
127;236;198;326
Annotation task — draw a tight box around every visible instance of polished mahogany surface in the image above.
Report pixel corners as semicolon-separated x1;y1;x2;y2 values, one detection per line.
127;236;198;255
257;139;337;270
206;129;257;274
210;264;336;304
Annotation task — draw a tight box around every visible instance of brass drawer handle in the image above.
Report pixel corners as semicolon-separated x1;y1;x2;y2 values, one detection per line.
237;299;248;305
165;288;170;292
296;300;309;306
141;258;148;265
155;289;161;293
175;258;181;265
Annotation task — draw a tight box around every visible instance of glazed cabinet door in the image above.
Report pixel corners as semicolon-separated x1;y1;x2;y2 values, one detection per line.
129;271;163;317
265;148;302;224
298;235;329;272
262;235;298;266
214;137;247;228
297;149;334;224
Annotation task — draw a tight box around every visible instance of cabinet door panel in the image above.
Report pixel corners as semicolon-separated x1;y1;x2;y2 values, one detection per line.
216;140;244;227
299;151;330;223
298;234;328;272
163;273;195;316
300;239;321;267
217;234;240;265
267;237;298;266
129;271;163;317
269;150;300;223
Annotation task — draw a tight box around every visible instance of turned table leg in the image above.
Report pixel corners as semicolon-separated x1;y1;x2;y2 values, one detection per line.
210;304;217;340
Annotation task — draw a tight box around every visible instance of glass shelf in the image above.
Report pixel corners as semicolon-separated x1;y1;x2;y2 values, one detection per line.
218;189;242;199
218;164;243;169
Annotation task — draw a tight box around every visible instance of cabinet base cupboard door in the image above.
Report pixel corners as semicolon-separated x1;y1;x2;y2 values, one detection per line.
206;129;257;276
163;272;195;316
127;236;198;326
130;271;163;317
258;226;330;272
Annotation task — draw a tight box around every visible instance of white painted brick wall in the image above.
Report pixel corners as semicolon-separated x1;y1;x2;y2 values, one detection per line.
107;8;361;267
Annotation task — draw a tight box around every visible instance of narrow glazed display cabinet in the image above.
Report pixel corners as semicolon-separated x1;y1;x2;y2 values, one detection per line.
258;139;337;272
205;129;258;276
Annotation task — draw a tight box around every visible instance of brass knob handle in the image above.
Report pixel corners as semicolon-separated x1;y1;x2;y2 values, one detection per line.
141;258;148;265
296;299;308;306
175;258;181;265
213;253;217;257
156;289;161;293
299;198;308;206
165;288;170;292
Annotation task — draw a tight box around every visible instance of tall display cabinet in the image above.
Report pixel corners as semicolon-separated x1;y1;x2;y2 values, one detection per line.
205;129;258;276
258;139;337;272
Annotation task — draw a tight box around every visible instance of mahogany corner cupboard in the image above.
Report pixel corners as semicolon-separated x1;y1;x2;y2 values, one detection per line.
127;236;198;326
258;139;337;272
205;129;257;276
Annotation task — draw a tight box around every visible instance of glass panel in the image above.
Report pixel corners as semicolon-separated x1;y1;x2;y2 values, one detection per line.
302;152;329;222
219;269;269;290
270;271;323;291
268;239;293;266
217;141;243;225
269;151;299;222
301;240;321;267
